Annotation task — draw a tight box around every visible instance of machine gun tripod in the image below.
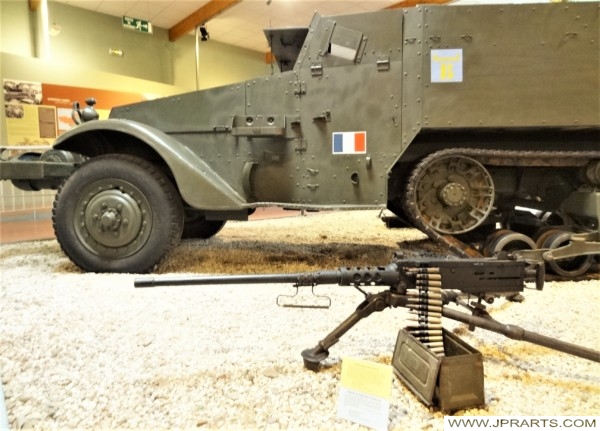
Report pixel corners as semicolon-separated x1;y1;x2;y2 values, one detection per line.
135;253;599;372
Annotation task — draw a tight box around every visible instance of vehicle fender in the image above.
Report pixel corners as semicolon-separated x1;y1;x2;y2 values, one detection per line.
53;119;246;210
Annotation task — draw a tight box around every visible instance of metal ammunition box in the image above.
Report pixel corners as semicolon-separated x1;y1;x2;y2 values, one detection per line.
392;328;484;412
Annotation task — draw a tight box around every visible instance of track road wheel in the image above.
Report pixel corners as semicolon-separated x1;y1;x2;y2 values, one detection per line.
482;229;536;257
540;230;593;277
53;154;184;273
406;153;495;235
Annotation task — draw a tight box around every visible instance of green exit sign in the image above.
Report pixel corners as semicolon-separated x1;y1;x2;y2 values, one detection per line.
122;16;153;34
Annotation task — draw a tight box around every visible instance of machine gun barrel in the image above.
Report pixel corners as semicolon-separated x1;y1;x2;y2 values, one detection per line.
134;263;401;289
135;257;533;292
135;272;340;288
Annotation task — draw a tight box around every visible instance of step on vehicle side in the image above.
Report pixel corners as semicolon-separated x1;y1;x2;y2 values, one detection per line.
43;2;599;273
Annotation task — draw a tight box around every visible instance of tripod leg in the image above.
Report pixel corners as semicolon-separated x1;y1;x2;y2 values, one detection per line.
301;292;391;371
443;307;600;362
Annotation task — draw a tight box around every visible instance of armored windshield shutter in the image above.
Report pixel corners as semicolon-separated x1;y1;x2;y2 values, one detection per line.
330;25;364;62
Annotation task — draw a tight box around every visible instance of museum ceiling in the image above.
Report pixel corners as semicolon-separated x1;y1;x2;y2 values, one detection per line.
39;0;452;53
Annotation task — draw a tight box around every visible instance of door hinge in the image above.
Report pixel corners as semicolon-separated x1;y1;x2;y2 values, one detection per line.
294;81;306;95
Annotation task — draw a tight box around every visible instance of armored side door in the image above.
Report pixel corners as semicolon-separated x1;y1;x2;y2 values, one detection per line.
240;29;307;205
293;11;405;209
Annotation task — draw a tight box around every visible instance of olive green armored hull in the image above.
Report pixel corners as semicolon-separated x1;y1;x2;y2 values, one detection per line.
46;2;599;273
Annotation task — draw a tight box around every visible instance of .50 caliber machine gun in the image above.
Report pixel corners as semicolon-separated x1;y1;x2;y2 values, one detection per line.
134;253;599;373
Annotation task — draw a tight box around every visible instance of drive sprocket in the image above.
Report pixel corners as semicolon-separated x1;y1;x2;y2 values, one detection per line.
404;151;495;236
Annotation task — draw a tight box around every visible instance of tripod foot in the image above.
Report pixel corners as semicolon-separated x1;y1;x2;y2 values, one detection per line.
301;346;329;372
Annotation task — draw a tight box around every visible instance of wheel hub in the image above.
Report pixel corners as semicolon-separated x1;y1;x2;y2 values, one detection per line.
99;209;120;230
438;181;468;207
83;189;144;248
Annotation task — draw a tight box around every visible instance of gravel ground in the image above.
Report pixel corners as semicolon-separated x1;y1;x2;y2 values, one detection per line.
0;210;599;430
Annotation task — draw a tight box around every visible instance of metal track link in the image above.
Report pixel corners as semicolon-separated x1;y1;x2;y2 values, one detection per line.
425;148;600;168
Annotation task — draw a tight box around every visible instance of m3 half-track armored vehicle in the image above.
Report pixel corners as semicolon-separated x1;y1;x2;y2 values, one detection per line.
6;2;599;273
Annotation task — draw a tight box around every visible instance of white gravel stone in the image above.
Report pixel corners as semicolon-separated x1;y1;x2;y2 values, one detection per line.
0;212;599;430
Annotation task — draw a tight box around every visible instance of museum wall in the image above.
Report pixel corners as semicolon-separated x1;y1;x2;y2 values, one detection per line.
0;0;269;217
0;1;268;89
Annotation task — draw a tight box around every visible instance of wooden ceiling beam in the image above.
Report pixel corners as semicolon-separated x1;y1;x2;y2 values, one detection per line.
169;0;242;42
386;0;451;9
28;0;41;12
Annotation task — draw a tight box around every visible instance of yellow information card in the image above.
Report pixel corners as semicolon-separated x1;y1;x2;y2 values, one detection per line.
337;357;393;431
340;357;393;400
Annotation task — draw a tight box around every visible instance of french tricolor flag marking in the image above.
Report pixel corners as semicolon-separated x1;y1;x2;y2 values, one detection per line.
332;131;367;154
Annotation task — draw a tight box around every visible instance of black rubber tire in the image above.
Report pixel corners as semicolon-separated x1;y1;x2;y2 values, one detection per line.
11;152;41;191
52;154;184;273
182;208;226;239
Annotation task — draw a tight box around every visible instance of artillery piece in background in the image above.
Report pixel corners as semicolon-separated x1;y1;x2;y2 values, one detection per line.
1;2;599;275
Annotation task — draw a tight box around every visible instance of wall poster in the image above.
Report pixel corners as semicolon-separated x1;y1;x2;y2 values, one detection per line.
3;79;149;147
3;79;54;146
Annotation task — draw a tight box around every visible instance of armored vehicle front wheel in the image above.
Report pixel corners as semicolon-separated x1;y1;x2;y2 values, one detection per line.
53;154;184;273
